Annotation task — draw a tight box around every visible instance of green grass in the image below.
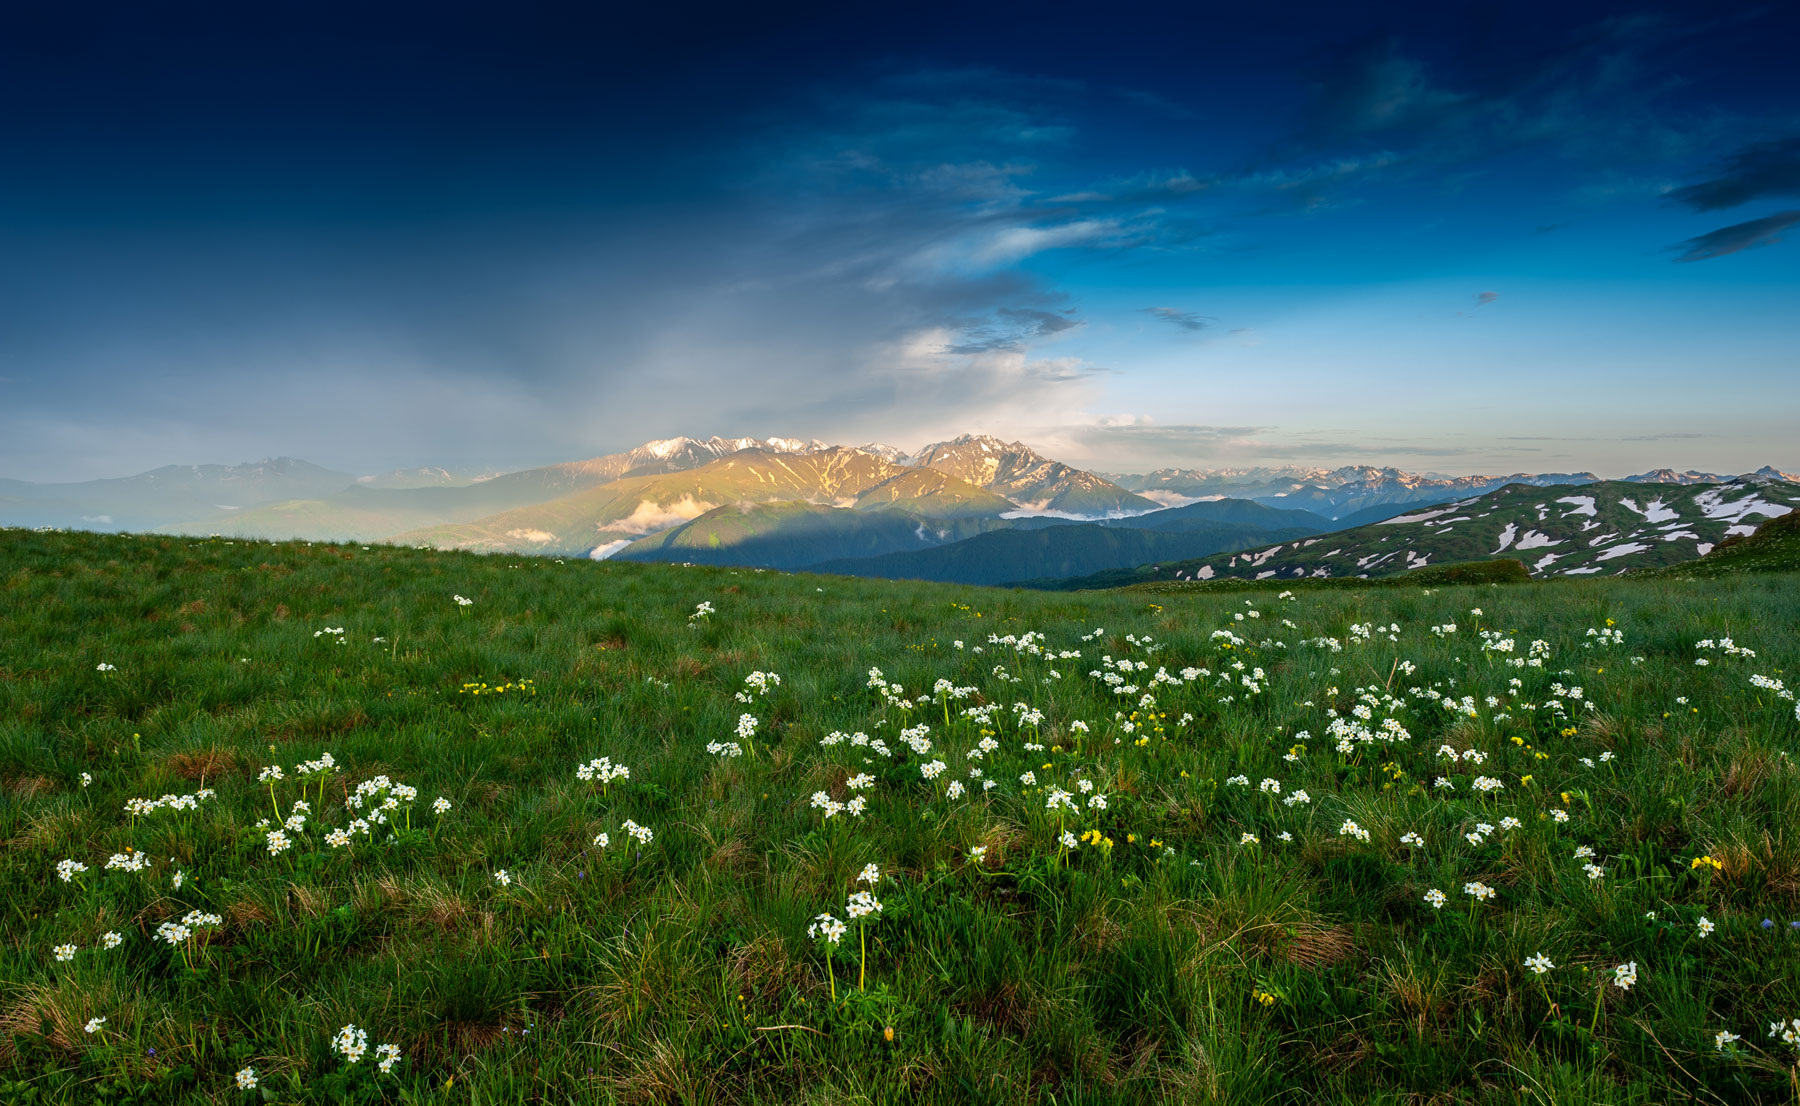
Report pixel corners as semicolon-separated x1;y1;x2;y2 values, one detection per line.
1642;512;1800;579
2;526;1799;1104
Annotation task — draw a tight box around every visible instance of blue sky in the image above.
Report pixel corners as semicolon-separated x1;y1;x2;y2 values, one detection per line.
2;1;1796;480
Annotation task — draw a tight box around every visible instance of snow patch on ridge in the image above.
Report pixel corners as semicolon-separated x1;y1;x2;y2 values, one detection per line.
1694;487;1792;525
1620;497;1678;523
1380;505;1459;524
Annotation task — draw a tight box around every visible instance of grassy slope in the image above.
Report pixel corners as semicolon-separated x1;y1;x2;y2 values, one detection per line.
3;527;1799;1103
1639;510;1800;578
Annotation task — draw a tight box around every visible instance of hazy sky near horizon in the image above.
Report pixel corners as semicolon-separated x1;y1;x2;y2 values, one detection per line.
3;1;1797;482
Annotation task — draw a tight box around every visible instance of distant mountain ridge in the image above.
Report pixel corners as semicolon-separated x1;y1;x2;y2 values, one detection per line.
5;441;1794;591
1059;475;1800;587
392;446;1015;558
1107;466;1604;519
0;457;355;531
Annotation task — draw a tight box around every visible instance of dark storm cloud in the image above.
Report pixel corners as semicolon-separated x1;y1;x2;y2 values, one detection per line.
0;47;1148;477
1261;13;1759;217
1670;137;1800;212
1672;210;1800;262
1141;307;1213;332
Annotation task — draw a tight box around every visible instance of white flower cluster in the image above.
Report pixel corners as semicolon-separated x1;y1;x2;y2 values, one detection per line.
989;630;1049;657
1750;674;1795;701
332;1023;370;1062
104;849;154;872
1696;637;1755;658
810;790;864;820
808;913;846;945
123;788;217;818
689;601;714;621
735;671;781;703
295;752;338;778
575;758;630;785
899;724;933;755
156;910;222;946
846;890;883;919
344;775;418;825
866;668;909;709
819;730;892;757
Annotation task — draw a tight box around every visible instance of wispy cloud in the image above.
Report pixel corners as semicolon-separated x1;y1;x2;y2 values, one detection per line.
1670;136;1800;211
943;306;1081;354
1299;39;1474;143
1140;307;1214;332
1672;210;1800;262
1475;291;1500;305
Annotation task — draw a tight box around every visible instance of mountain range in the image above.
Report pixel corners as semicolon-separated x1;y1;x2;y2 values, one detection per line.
1103;464;1799;519
1050;475;1800;588
4;436;1794;587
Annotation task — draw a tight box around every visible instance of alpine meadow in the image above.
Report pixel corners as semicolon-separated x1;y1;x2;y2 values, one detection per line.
3;521;1799;1103
6;1;1800;1103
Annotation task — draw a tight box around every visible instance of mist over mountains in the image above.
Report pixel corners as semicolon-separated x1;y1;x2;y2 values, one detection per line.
4;435;1794;586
